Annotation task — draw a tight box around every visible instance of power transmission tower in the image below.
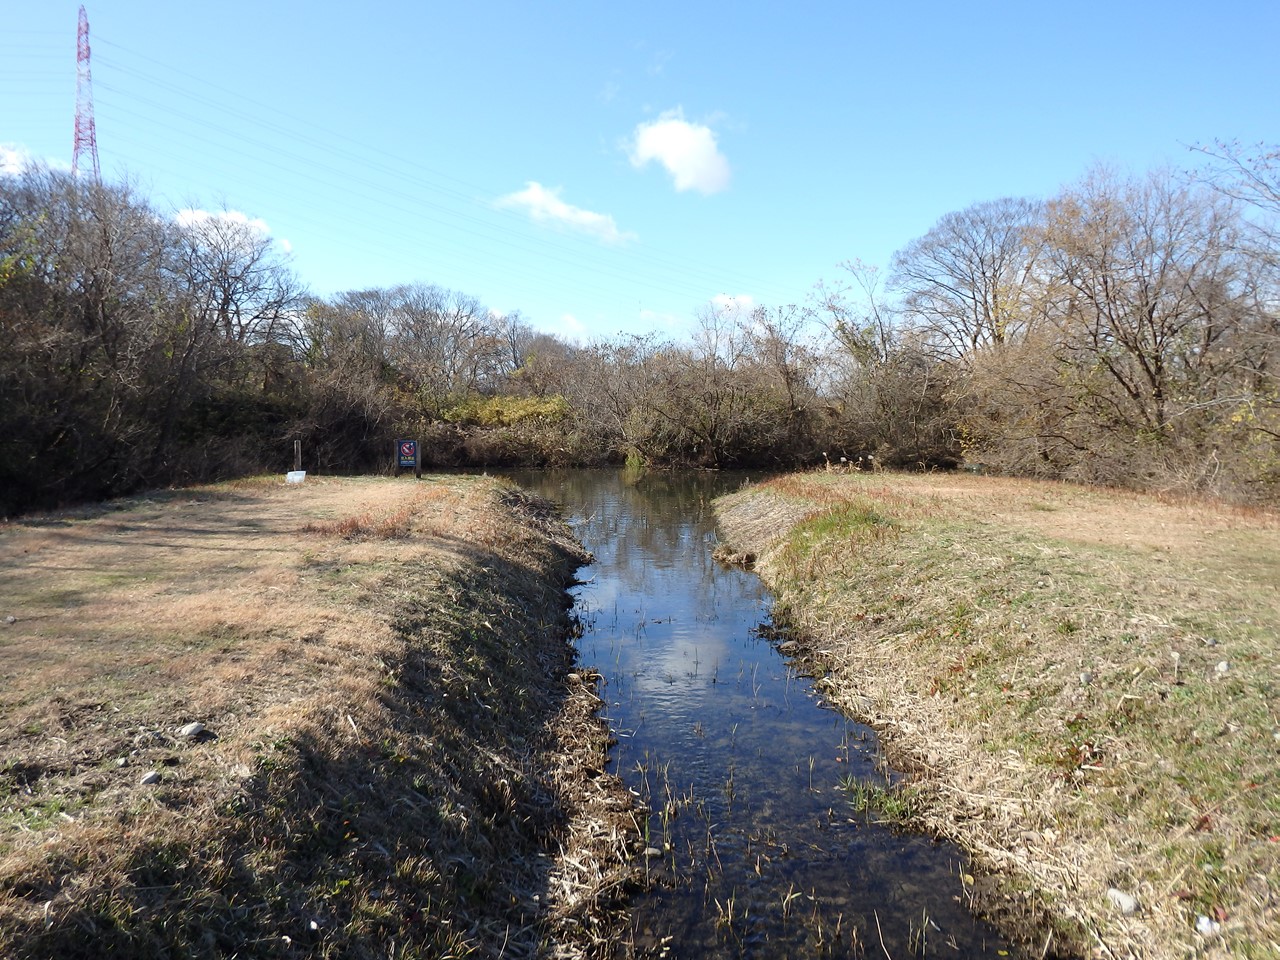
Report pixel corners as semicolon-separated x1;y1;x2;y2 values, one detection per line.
72;5;100;180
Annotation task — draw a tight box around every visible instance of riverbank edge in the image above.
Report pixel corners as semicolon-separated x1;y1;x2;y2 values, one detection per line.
711;480;1111;960
0;476;645;958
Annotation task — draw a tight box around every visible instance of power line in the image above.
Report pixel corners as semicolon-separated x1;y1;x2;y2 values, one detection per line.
86;37;796;303
91;68;782;305
9;28;817;328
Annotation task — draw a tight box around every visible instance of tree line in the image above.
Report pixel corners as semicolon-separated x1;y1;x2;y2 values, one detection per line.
2;146;1277;516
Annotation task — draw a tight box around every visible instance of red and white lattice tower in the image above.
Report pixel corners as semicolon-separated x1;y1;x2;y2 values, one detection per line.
72;5;100;180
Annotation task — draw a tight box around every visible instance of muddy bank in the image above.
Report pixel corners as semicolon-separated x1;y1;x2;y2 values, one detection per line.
714;472;1280;960
0;476;642;958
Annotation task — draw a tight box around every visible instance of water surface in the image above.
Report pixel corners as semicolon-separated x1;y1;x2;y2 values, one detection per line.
511;469;1016;958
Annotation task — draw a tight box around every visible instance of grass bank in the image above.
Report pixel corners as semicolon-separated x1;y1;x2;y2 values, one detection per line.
0;475;642;958
714;470;1279;960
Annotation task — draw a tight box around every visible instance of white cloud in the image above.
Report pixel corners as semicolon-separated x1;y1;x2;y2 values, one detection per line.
0;144;70;177
495;182;635;245
174;208;272;235
173;208;292;253
1;145;29;177
629;109;731;194
557;313;587;340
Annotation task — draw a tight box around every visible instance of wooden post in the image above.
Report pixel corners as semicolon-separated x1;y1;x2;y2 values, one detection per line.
415;438;422;480
294;440;302;472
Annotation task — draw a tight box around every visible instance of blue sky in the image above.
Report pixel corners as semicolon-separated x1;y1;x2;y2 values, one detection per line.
3;1;1277;341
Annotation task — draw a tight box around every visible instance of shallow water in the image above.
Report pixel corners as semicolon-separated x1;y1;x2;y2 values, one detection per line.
509;469;1017;958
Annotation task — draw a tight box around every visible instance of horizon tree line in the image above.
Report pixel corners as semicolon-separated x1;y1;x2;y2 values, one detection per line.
1;145;1276;516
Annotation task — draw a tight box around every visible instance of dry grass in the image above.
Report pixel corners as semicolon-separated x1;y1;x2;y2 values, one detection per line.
715;470;1279;960
0;475;642;958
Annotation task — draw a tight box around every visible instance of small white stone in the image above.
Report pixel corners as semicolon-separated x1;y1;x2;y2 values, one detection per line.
642;847;663;859
1106;888;1138;915
178;722;206;739
1195;915;1221;938
139;771;161;785
1214;661;1230;675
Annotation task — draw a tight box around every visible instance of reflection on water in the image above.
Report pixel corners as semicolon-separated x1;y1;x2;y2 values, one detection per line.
508;469;1017;958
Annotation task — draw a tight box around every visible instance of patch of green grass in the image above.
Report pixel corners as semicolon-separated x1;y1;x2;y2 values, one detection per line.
1;795;86;832
838;776;923;823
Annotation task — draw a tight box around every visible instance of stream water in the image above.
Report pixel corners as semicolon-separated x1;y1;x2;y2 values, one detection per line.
509;469;1017;959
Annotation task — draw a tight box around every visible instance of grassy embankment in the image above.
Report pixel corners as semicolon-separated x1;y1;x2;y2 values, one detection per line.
0;475;642;959
715;471;1278;960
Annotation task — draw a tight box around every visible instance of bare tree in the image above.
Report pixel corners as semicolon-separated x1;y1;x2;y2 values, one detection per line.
302;295;392;382
511;331;577;398
948;166;1280;495
743;305;816;412
492;309;535;378
293;296;400;470
173;209;301;350
890;197;1045;360
388;283;503;415
808;263;959;466
1194;140;1280;262
813;260;895;367
558;334;668;460
1;170;224;505
1193;141;1280;446
1034;168;1249;439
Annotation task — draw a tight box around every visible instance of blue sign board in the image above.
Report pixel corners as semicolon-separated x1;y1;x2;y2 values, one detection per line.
397;439;418;469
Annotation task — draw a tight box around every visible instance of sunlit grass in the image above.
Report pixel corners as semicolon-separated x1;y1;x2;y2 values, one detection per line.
716;468;1280;958
0;476;639;958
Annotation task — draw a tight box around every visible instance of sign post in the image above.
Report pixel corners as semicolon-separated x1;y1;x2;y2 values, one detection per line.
285;439;305;483
397;439;421;479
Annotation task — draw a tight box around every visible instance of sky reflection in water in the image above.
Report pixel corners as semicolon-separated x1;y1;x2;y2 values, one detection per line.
510;469;1017;959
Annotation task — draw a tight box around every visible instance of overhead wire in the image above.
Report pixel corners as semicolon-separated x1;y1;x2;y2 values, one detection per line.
96;158;678;313
93;93;735;309
92;71;786;307
94;118;711;317
87;37;799;304
3;31;813;321
94;91;784;313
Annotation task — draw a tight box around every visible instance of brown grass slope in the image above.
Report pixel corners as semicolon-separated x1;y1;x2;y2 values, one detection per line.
715;470;1279;960
0;475;642;959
